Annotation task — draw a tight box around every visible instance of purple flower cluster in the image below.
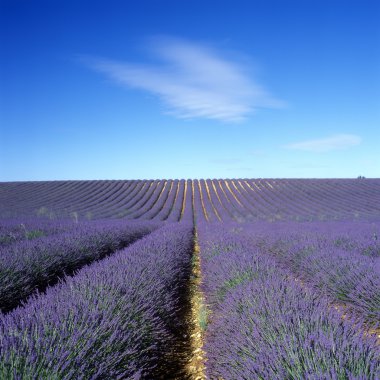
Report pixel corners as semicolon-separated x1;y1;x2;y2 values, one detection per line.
198;223;380;379
0;223;194;379
166;180;186;222
0;217;79;247
238;221;380;325
180;180;194;223
0;219;159;313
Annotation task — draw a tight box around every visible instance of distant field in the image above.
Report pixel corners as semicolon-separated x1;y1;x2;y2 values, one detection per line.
0;179;379;379
1;178;380;221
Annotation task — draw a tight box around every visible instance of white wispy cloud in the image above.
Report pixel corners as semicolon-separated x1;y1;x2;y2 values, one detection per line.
285;134;362;152
84;36;284;122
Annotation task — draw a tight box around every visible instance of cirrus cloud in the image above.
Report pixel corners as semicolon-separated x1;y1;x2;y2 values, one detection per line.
83;36;284;122
285;134;362;152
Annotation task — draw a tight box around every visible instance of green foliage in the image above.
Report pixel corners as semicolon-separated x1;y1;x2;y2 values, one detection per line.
217;270;257;302
198;303;209;331
25;230;45;240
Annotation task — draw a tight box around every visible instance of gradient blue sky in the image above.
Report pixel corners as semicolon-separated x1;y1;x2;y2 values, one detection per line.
1;0;379;180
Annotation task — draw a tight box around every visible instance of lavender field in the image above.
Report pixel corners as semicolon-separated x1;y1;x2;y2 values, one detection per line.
0;179;379;379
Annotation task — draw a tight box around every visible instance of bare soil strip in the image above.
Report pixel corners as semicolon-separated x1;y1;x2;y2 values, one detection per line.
180;180;188;221
150;228;207;379
185;229;207;379
198;180;209;221
204;181;222;221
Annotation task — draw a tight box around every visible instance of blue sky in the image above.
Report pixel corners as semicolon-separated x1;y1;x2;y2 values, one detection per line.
1;0;379;180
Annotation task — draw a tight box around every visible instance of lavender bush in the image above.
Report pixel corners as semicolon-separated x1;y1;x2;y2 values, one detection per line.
0;223;194;379
0;218;80;247
0;219;158;313
239;221;380;325
198;223;380;379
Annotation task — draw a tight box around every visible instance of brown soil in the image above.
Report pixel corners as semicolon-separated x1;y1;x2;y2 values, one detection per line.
185;230;207;379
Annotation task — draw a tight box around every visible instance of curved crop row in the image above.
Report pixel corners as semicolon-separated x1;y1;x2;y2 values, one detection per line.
0;223;194;379
0;218;79;247
0;220;158;313
239;221;380;325
197;223;380;379
1;179;380;222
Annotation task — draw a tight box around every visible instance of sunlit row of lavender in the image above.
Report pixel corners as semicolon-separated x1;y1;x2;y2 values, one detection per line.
0;219;158;313
0;223;193;379
198;223;379;379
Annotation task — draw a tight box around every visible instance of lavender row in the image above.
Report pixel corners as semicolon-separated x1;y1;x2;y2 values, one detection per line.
0;218;81;247
245;220;380;257
0;220;158;313
166;180;185;222
0;223;194;379
180;180;194;222
239;221;380;325
197;223;380;379
280;221;380;257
